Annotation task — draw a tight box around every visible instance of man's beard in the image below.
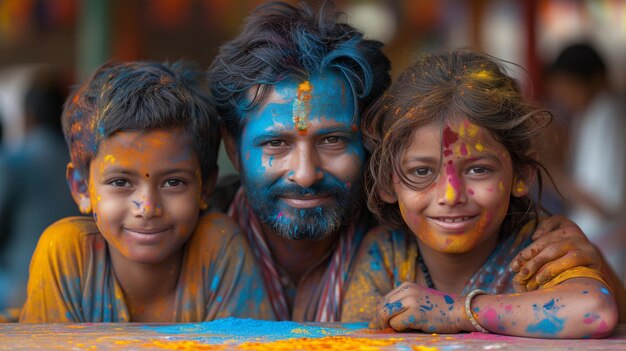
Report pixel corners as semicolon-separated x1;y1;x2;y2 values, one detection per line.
243;175;363;241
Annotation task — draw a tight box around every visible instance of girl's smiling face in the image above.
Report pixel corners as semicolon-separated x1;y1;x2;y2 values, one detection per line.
389;117;525;255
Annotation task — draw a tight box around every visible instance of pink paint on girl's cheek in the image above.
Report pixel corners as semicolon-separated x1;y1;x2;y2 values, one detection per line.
504;305;513;313
468;188;474;195
487;187;494;192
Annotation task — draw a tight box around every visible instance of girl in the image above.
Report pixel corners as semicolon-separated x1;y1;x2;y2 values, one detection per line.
341;49;617;338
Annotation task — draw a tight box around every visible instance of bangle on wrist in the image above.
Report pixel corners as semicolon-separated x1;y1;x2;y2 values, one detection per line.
464;289;489;333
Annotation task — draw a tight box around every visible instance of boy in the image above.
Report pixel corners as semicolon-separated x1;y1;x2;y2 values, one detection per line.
19;61;274;322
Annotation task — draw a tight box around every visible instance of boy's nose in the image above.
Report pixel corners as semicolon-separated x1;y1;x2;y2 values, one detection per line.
132;194;163;219
287;145;324;188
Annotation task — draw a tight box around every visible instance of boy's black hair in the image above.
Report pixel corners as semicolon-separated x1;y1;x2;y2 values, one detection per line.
62;61;220;180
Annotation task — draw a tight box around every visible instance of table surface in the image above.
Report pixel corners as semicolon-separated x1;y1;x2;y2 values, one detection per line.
2;319;626;351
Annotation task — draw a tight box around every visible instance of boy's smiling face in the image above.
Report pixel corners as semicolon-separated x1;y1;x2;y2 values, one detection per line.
390;118;525;255
82;127;204;264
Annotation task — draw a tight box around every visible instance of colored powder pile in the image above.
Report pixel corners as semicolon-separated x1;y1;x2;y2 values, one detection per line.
145;318;368;343
144;336;441;351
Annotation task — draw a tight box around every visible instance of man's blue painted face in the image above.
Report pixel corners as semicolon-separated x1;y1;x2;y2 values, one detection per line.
238;71;366;240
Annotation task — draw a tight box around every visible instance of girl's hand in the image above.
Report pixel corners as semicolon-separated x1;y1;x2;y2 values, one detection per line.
369;282;469;333
510;215;602;291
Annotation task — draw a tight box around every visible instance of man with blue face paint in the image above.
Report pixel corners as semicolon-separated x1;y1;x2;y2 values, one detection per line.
208;1;391;322
207;1;626;323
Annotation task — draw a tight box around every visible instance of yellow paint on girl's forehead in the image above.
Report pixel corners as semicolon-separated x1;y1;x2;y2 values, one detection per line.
475;143;484;151
454;120;479;138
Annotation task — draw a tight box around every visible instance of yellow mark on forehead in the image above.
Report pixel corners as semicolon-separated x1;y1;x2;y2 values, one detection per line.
293;80;312;135
475;142;484;151
103;154;116;164
298;81;311;92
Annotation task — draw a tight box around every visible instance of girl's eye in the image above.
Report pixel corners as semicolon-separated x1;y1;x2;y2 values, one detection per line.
467;166;489;175
163;179;185;188
413;167;433;177
109;179;130;187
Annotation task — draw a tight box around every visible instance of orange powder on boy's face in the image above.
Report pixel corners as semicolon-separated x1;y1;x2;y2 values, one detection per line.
392;118;515;255
85;127;204;265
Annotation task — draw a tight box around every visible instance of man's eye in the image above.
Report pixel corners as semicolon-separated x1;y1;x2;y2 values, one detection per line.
266;140;286;147
163;179;185;188
321;136;341;144
109;179;130;187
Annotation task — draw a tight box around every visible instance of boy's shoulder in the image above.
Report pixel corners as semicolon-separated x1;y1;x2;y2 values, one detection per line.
188;212;243;247
38;216;103;253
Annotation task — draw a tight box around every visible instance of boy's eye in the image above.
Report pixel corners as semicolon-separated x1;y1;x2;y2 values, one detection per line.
108;179;131;187
163;179;185;188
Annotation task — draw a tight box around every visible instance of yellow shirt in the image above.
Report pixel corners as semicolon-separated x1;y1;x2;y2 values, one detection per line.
20;213;275;322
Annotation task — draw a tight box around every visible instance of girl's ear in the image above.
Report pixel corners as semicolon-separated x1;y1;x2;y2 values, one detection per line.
511;165;537;198
221;124;240;172
66;162;92;214
378;187;398;204
200;169;219;211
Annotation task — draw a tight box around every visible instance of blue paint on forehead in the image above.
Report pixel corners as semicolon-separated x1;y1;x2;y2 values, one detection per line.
238;70;363;184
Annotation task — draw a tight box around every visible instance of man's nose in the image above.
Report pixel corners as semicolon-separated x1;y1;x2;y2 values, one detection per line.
287;144;324;188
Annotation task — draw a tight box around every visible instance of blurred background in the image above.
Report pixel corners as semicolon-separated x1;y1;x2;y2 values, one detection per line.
0;0;625;313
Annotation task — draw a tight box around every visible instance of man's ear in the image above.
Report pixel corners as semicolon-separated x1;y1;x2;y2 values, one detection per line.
221;124;240;172
200;168;219;211
511;165;537;198
66;162;92;214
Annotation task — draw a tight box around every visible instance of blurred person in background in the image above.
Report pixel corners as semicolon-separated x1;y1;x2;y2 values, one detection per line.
543;42;626;280
0;71;79;321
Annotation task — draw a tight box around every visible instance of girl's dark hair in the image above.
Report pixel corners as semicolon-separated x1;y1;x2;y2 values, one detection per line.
62;60;220;181
207;1;390;139
363;48;553;236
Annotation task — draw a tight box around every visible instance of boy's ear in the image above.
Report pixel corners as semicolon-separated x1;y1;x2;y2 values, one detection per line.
66;162;92;214
221;124;240;172
200;169;219;211
511;165;537;198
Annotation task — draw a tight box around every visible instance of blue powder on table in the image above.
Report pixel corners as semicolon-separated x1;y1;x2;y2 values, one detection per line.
143;318;368;344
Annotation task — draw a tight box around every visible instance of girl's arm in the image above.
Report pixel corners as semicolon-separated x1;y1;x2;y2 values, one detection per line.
371;278;617;338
